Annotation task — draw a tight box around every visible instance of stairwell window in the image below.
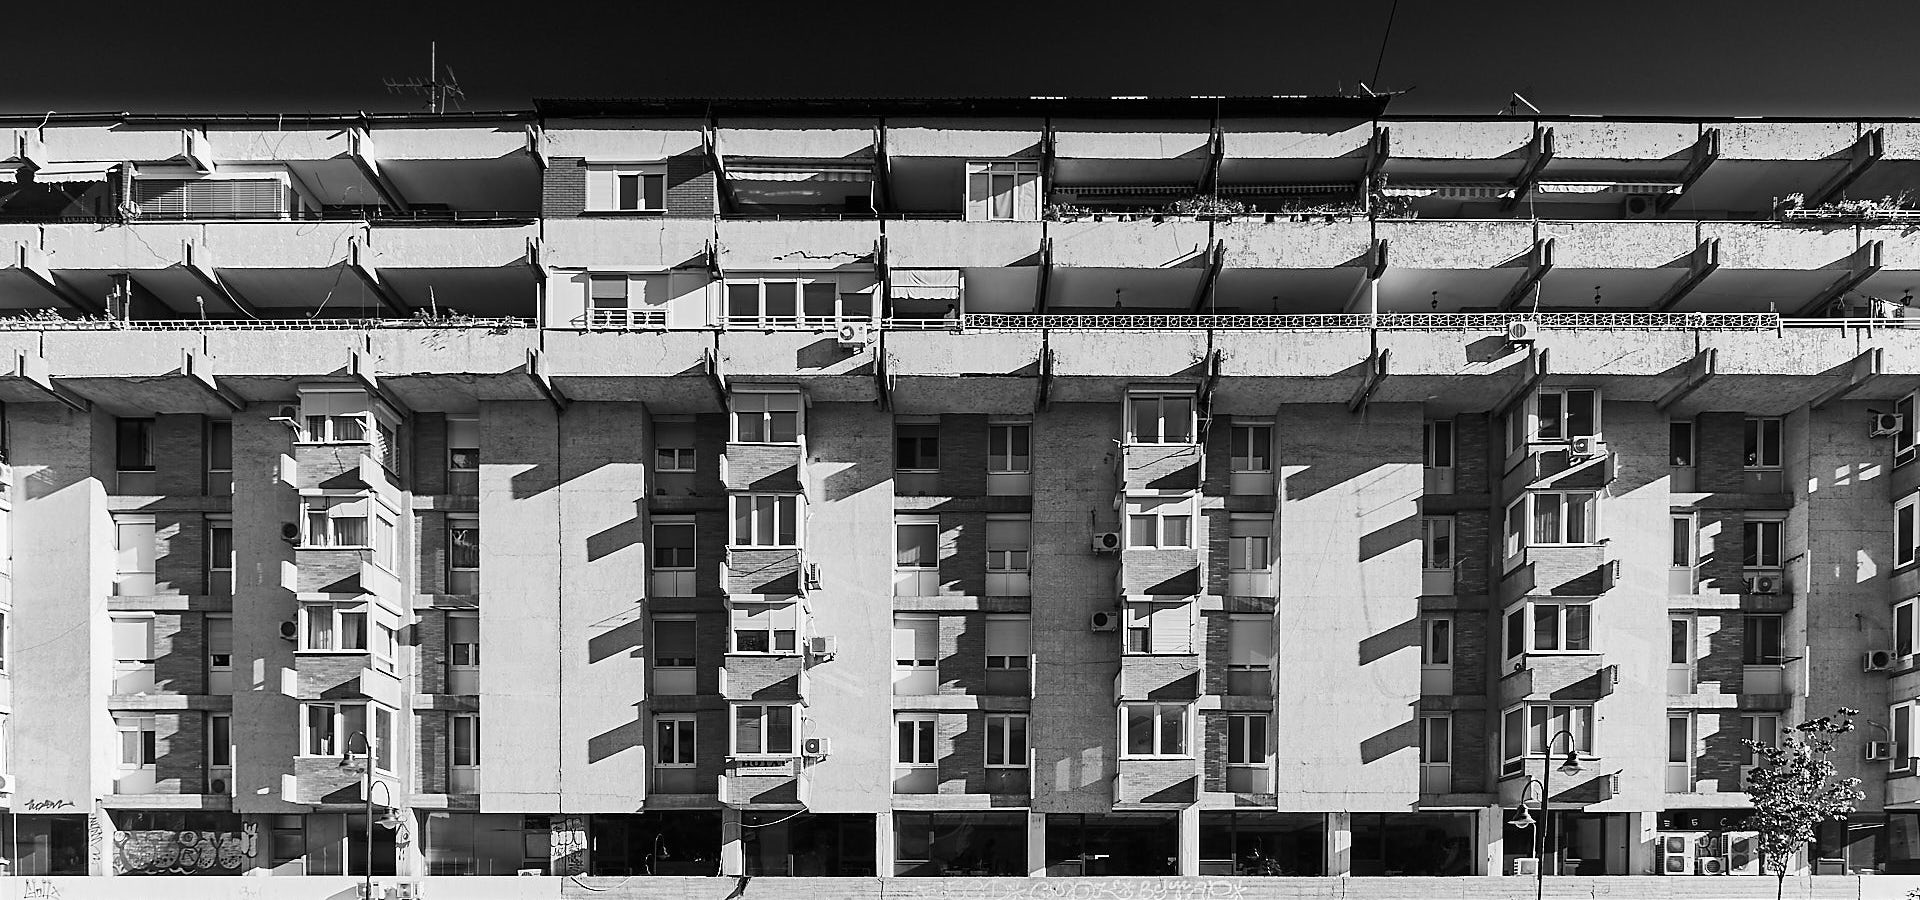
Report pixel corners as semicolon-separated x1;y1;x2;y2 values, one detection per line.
587;163;665;213
1128;393;1195;444
896;421;940;473
731;391;803;443
115;417;155;472
1745;417;1783;469
1899;496;1917;568
731;494;800;547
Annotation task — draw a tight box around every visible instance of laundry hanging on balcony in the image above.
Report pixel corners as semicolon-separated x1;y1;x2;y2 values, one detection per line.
890;269;960;300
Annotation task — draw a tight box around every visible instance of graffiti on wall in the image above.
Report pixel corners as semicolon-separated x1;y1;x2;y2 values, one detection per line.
551;816;587;876
21;880;61;899
86;812;102;874
111;823;258;874
996;881;1246;900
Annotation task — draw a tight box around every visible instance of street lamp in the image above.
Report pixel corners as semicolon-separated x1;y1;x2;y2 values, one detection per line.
1507;730;1584;900
340;731;405;900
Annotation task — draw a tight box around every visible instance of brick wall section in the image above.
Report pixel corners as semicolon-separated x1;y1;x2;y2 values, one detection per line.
294;548;371;593
543;158;587;217
728;548;800;594
694;415;729;496
941;512;986;596
1452;612;1487;695
1124;445;1200;492
417;709;449;793
1118;656;1201;699
1698;710;1746;792
1451;708;1488;793
1122;548;1199;595
152;711;198;793
296;654;374;698
666;151;714;217
1455;414;1490;494
1202;612;1229;695
1517;544;1609;596
153;414;204;495
938;614;986;695
294;444;374;489
696;509;728;597
416;610;448;695
1202;712;1228;792
1698;612;1741;692
721;655;803;700
151;612;206;695
416;510;447;594
695;708;727;787
936;712;980;794
697;615;726;694
1201;424;1232;496
154;512;205;594
1114;758;1197;804
1698;508;1746;594
1696;412;1749;493
1202;508;1231;597
414;412;448;496
1454;510;1490;596
724;444;803;492
938;415;989;497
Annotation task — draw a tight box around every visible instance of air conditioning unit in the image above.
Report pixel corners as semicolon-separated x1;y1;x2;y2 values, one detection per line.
1744;575;1778;595
281;522;301;545
1867;741;1897;761
803;737;832;758
1865;650;1896;672
1090;610;1118;632
1873;413;1905;437
0;773;15;794
807;636;838;659
1507;320;1539;344
1091;532;1122;554
835;323;871;348
1658;833;1699;875
1569;436;1605;458
279;621;299;641
209;777;229;795
1697;857;1728;875
1622;194;1659;219
1724;831;1762;875
1510;858;1540;876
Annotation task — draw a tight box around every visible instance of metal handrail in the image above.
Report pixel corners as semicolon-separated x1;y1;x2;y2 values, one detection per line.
958;312;1783;331
0;317;533;332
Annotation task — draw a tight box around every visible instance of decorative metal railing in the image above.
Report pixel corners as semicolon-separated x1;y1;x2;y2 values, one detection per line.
958;311;1784;331
0;317;533;331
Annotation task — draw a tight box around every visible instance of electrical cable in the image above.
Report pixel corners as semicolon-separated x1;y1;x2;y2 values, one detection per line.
1370;0;1400;88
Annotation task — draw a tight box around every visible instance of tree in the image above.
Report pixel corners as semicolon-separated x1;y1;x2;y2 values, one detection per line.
1742;707;1866;900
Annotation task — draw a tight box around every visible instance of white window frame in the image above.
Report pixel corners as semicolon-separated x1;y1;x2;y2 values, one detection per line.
1898;598;1917;661
1126;496;1194;549
1514;601;1594;655
207;613;233;674
1668;713;1695;789
895;420;941;473
725;276;869;328
988;422;1031;474
896;714;938;767
1423;617;1453;667
451;713;480;769
1124;601;1195;655
1508;491;1599;548
1743;714;1779;769
1531;387;1601;444
1500;703;1595;774
1121;702;1191;758
301;701;367;758
729;390;804;444
986;713;1029;768
984;615;1031;671
1898;393;1917;466
731;703;798;757
1424;420;1454;469
1127;392;1197;445
894;614;937;671
1899;702;1917;774
730;493;801;548
1745;417;1783;469
895;514;940;572
965;160;1041;222
1227;713;1268;766
300;601;369;653
116;715;158;769
655;714;695;768
111;614;156;666
207;712;232;768
651;516;696;573
448;611;480;671
301;494;373;548
116;417;155;472
985;517;1031;579
1672;514;1696;568
586;162;666;213
730;602;799;655
654;428;696;473
1230;421;1272;474
1744;517;1784;569
1420;714;1451;766
1421;516;1454;571
1899;495;1918;568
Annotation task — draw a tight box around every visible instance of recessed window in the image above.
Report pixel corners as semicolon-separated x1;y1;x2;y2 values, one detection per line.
1745;418;1783;469
1424;420;1453;469
1229;517;1271;573
1122;702;1190;757
1231;423;1272;473
1535;388;1599;443
1669;421;1695;467
988;423;1031;474
1500;704;1593;774
1126;497;1192;548
448;612;480;670
652;519;695;571
206;614;232;674
587;164;666;212
986;714;1028;767
1505;602;1591;658
965;160;1040;222
896;422;940;472
1227;713;1268;766
447;416;479;474
731;391;802;443
895;516;939;570
1897;599;1916;660
655;715;695;767
896;715;938;767
1125;602;1194;655
731;494;800;547
1900;496;1918;568
731;603;798;654
1898;393;1916;466
447;517;478;583
116;418;155;472
726;277;865;327
1743;519;1783;568
302;496;370;547
1421;517;1453;570
985;616;1031;671
1128;393;1195;444
1507;492;1598;551
655;422;695;473
302;603;368;652
732;704;796;756
1743;614;1784;665
1423;618;1452;666
1671;515;1695;568
302;702;367;757
116;715;157;768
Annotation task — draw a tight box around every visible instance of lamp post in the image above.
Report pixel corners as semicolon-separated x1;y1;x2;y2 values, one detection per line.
340;731;404;900
1507;730;1584;900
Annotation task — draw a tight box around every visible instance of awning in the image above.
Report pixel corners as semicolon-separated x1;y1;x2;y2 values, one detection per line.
891;269;960;300
730;166;871;183
8;161;115;184
1217;183;1356;195
1532;181;1682;195
1054;184;1189;196
1380;182;1512;199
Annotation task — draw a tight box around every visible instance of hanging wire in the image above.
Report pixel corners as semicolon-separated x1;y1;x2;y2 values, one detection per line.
1371;0;1400;87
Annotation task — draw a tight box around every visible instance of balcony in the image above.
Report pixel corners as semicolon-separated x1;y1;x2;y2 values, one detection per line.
1117;655;1201;701
1498;655;1614;706
721;439;807;494
727;547;807;597
1500;443;1615;498
1121;444;1200;491
720;758;803;806
719;656;809;703
1498;545;1613;605
1114;759;1198;807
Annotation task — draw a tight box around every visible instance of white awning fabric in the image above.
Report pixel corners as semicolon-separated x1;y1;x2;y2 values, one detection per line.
9;162;114;184
1380;182;1512;199
891;269;960;300
730;166;871;183
1532;181;1682;195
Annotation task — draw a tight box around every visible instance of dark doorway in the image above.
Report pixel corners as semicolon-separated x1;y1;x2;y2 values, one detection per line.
1044;813;1178;876
591;811;722;875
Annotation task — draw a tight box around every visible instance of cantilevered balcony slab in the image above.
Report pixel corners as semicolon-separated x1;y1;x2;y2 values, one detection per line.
717;220;879;272
882;329;1042;413
542;218;712;270
887;221;1044;269
540;330;716;409
887;119;1043;158
1218;218;1371;270
1048;220;1212;270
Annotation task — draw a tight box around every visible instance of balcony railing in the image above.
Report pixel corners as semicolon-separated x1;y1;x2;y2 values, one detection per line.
0;317;534;332
959;312;1784;331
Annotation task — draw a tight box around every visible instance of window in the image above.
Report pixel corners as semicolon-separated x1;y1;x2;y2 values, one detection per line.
1128;393;1194;444
0;612;7;672
588;274;637;326
1899;703;1915;773
988;423;1030;474
1229;517;1271;573
1900;495;1918;568
895;516;940;570
116;417;154;471
587;163;665;212
373;623;398;675
207;713;232;768
986;714;1028;767
1743;519;1783;568
1125;602;1194;655
726;277;859;327
302;496;370;547
896;422;940;472
656;715;695;767
965;160;1040;221
1670;616;1692;667
1743;715;1779;767
1510;491;1598;548
1228;713;1268;765
1528;602;1592;653
1899;599;1917;660
1671;515;1695;568
894;615;937;670
206;419;233;478
1123;703;1189;757
207;615;232;673
372;706;394;773
1745;417;1782;468
112;616;155;666
986;518;1031;595
652;518;695;571
985;616;1030;671
1227;614;1273;682
1668;715;1693;785
1534;388;1599;443
1421;517;1453;570
303;413;367;443
448;612;480;669
896;715;937;766
1743;614;1784;665
1425;420;1454;469
301;702;366;757
1670;421;1695;467
208;517;234;591
655;423;694;473
372;512;397;571
654;617;696;669
1421;715;1450;766
117;716;157;767
302;603;368;652
731;603;799;654
731;493;800;547
731;391;802;443
1899;393;1917;466
452;714;480;769
446;516;478;582
1500;704;1594;773
447;416;479;475
1231;423;1272;473
1423;618;1452;666
1126;497;1192;548
732;704;796;756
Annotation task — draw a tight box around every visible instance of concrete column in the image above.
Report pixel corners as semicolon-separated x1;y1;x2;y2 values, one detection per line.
720;807;744;876
1476;806;1504;876
1627;811;1655;876
1325;811;1352;876
1026;811;1046;877
1176;805;1200;876
873;809;893;878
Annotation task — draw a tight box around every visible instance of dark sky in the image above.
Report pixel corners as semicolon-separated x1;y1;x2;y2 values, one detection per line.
8;1;1915;116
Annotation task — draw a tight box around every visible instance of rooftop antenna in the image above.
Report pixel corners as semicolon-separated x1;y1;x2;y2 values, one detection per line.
383;41;465;114
1502;92;1542;116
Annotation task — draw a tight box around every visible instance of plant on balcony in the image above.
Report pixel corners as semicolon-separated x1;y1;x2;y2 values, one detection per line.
1741;707;1863;900
1163;195;1247;220
1043;202;1091;222
1367;175;1416;219
1780;191;1920;222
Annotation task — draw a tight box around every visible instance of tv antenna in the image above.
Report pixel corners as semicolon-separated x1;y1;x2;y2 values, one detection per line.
1501;92;1541;116
383;41;465;114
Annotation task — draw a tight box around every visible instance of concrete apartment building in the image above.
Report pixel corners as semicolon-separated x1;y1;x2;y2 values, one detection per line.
1;96;1920;893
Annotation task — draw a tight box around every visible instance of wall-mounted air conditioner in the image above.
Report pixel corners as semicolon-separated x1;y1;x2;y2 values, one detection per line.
1090;611;1118;632
1091;532;1121;554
